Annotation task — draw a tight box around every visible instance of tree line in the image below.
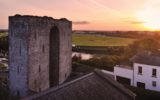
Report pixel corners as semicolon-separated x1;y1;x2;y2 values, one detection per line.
73;38;160;71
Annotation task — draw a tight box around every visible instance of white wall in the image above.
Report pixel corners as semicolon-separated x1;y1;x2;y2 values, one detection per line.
102;63;160;92
102;70;114;75
114;66;133;85
134;63;160;91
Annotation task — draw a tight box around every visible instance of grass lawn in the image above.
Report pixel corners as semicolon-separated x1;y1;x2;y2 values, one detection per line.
0;33;8;38
125;85;160;100
72;34;136;46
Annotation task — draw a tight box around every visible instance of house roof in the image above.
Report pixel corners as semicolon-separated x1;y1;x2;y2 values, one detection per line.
130;52;160;66
23;69;136;100
115;65;133;70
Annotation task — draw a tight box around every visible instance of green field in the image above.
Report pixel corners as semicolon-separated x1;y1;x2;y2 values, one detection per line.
72;34;136;46
0;32;136;46
0;32;8;38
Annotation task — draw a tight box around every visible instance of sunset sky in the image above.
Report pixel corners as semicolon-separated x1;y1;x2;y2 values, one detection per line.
1;0;160;31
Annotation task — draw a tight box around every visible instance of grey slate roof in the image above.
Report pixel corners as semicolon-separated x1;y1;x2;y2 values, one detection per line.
23;70;136;100
130;52;160;66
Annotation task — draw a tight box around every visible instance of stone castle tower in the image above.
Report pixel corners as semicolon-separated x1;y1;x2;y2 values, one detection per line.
9;15;72;97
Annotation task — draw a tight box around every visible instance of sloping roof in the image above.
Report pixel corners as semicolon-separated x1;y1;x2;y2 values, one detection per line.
130;52;160;66
23;70;136;100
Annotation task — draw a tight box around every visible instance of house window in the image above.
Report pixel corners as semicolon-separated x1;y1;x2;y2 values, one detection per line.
152;68;157;77
152;81;156;87
138;66;142;75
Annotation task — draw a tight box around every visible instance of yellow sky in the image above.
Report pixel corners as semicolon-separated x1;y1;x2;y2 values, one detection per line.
0;0;160;31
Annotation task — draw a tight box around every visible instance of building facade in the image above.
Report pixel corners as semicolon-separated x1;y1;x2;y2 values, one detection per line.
103;52;160;92
114;65;134;86
133;63;160;91
9;15;72;97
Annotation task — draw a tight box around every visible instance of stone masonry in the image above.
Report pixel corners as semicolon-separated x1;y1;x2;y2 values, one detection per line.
9;15;72;97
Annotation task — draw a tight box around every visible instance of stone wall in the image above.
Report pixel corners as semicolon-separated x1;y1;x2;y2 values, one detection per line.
9;16;29;96
9;15;72;97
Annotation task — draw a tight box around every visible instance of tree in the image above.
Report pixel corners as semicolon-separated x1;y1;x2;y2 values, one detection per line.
125;38;160;57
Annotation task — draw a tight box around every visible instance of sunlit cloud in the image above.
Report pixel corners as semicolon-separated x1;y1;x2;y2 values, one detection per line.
0;0;155;30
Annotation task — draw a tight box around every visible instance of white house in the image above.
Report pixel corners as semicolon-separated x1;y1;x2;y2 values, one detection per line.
131;52;160;91
114;65;134;86
103;52;160;92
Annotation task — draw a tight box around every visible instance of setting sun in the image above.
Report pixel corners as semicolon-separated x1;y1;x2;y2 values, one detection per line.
136;10;160;30
136;0;160;30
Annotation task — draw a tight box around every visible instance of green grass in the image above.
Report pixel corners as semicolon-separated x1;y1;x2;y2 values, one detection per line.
125;85;160;100
0;33;7;38
72;34;136;46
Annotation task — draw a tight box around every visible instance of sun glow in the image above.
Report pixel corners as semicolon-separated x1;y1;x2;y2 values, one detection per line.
136;0;160;30
136;10;160;30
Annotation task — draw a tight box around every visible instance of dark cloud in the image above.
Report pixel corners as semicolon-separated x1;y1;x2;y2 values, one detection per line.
73;21;90;25
128;21;145;24
121;17;145;25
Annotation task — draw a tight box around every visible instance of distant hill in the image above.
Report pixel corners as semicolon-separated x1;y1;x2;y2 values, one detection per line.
73;30;160;39
1;29;160;39
0;29;8;33
72;34;136;46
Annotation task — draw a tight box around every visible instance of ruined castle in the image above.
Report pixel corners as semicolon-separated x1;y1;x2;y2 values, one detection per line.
9;15;72;97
